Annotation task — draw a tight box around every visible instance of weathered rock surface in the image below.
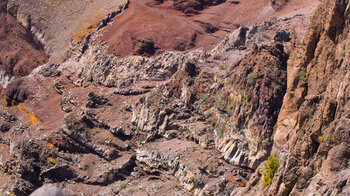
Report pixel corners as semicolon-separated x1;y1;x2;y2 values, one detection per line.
237;0;350;195
214;43;288;170
0;0;337;195
29;184;64;196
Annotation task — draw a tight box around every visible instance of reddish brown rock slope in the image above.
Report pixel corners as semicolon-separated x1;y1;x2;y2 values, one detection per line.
100;0;318;58
0;11;48;77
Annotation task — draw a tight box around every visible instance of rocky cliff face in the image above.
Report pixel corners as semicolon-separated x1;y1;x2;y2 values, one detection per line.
238;0;350;195
3;0;350;195
214;43;288;170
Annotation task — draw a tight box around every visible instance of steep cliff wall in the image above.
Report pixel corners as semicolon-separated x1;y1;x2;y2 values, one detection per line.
240;0;350;195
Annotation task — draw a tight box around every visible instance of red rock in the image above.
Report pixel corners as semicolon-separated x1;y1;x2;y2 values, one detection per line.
0;12;48;77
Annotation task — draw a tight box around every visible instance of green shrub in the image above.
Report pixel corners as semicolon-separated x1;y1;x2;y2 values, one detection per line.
246;102;252;107
103;173;109;182
262;139;271;146
201;94;209;102
263;153;280;186
247;73;257;84
219;64;227;70
240;90;247;100
204;109;213;118
189;176;198;183
199;107;205;114
299;70;306;79
127;188;136;194
120;182;128;191
224;96;231;108
82;164;89;171
274;85;280;90
341;50;346;57
211;119;217;127
218;129;224;138
214;93;222;106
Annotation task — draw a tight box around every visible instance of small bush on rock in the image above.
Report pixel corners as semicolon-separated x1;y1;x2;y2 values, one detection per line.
262;138;271;146
189;176;198;183
341;50;346;57
120;182;128;191
247;73;256;84
204;109;213;118
82;164;89;171
299;70;306;79
263;153;280;186
103;173;109;182
201;94;209;102
219;64;227;70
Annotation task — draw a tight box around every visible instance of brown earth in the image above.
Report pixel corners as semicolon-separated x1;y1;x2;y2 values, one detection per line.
100;0;317;58
0;11;48;77
100;0;219;57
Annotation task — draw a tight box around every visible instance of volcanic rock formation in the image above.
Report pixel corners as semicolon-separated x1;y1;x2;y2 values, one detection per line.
2;0;350;195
